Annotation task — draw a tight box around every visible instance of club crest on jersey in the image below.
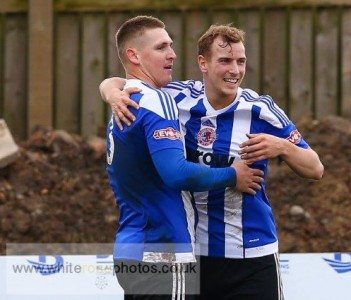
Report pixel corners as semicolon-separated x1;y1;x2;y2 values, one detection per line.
153;127;181;140
287;129;302;144
197;127;216;146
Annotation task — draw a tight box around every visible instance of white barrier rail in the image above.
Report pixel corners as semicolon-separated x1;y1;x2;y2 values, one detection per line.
1;253;350;300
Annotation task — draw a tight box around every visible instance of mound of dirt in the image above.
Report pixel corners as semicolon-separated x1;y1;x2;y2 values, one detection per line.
0;126;117;255
0;116;350;255
268;116;351;253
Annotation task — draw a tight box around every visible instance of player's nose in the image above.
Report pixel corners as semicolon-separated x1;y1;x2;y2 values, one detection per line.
168;47;177;60
229;62;239;75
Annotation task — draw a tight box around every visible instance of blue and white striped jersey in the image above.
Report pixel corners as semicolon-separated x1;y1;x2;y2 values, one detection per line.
163;80;309;259
107;79;195;263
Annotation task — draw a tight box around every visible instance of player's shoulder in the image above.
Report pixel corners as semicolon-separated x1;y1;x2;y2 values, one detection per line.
126;79;178;120
239;88;261;103
240;88;284;110
164;80;204;96
239;88;290;128
165;79;203;90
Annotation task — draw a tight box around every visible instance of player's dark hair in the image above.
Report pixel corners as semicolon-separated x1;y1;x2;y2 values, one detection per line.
198;24;245;58
116;16;165;64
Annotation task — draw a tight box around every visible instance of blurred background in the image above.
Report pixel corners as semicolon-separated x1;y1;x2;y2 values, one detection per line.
0;0;350;255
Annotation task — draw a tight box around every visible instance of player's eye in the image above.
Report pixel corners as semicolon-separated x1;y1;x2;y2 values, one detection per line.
156;43;169;50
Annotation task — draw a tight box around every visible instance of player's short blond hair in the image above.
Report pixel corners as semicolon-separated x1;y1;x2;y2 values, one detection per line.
198;24;245;59
116;16;165;64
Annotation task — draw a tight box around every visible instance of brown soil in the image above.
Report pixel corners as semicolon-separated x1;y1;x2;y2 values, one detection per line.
268;116;351;253
0;116;350;255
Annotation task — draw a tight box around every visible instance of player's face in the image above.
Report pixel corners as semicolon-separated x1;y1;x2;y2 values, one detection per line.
199;37;246;102
136;28;176;88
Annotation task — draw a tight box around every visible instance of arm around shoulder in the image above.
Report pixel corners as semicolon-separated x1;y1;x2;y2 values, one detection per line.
99;77;126;102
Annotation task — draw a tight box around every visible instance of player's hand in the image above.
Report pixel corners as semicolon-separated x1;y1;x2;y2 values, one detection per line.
107;87;140;130
239;133;285;164
231;161;264;195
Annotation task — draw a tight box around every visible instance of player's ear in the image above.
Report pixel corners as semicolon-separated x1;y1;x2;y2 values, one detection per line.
198;55;208;73
126;48;140;65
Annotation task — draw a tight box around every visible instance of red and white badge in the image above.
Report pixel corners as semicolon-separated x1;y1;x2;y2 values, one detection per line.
153;127;181;140
197;127;216;146
287;129;302;144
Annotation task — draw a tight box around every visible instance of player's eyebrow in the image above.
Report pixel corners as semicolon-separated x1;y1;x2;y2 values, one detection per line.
155;41;173;48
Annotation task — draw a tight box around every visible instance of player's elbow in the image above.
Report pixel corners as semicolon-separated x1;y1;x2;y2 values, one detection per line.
311;162;324;180
302;161;324;180
303;149;324;180
310;151;324;180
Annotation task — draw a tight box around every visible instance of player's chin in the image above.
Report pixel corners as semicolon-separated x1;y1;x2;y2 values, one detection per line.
160;76;172;87
222;86;237;97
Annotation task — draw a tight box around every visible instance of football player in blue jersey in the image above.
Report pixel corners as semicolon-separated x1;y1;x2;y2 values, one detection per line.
101;22;323;300
104;17;264;300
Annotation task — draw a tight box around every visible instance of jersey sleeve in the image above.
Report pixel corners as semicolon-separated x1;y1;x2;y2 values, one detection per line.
151;148;236;191
140;108;184;154
268;122;309;149
255;95;309;149
162;80;204;104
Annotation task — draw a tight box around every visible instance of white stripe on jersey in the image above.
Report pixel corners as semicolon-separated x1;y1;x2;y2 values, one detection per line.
164;91;178;120
230;100;253;156
177;93;202;137
192;190;209;256
181;190;196;258
223;188;243;258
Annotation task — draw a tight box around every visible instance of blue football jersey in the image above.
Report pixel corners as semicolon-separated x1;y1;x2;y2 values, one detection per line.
107;79;195;263
163;80;309;259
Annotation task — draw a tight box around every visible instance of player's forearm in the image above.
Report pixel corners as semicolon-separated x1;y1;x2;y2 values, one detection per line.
280;141;324;180
174;160;236;192
99;77;126;102
152;148;236;191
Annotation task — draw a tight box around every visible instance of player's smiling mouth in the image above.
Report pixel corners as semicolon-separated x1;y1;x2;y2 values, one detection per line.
224;78;239;84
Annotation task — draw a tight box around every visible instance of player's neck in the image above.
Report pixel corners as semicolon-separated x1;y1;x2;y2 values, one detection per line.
204;86;237;110
126;70;160;89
